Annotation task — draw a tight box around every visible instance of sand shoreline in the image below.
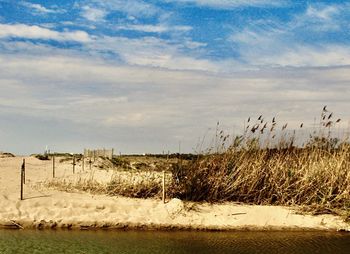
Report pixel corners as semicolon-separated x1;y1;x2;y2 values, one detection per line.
1;193;349;232
1;156;349;232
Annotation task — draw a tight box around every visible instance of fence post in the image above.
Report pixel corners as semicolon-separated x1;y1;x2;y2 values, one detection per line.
73;155;76;174
162;170;166;204
22;158;25;184
20;159;25;200
82;156;84;172
52;155;55;178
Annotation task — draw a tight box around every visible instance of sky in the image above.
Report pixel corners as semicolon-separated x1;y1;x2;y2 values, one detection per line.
0;0;350;155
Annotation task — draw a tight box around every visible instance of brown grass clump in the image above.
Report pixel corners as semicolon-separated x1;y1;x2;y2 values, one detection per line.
168;107;350;215
106;177;161;198
43;170;165;199
169;147;350;206
105;170;166;198
44;178;106;194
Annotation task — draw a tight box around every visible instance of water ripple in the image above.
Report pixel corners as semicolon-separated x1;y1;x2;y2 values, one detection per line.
0;230;349;254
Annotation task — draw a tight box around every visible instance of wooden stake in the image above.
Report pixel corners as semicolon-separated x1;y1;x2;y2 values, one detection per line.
162;170;166;204
22;158;26;185
20;159;25;200
52;155;55;178
82;156;84;172
73;155;76;174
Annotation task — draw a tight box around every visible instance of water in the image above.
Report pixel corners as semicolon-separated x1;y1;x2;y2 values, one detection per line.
0;230;349;254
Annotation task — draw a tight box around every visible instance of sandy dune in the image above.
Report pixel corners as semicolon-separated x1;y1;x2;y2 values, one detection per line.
0;156;349;231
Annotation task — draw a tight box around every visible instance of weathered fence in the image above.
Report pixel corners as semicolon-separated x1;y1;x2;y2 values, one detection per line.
84;149;114;159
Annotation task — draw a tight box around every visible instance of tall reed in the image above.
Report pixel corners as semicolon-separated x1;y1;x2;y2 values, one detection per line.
169;108;350;215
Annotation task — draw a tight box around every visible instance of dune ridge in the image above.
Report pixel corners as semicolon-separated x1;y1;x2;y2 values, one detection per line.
0;156;349;231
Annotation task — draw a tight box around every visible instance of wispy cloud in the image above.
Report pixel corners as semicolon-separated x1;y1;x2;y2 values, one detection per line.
1;48;350;154
0;24;91;42
116;24;192;33
290;3;347;32
229;3;350;67
231;31;350;68
87;36;218;71
1;1;350;154
78;0;159;18
0;23;211;72
81;5;107;22
20;1;61;14
305;4;340;21
166;0;287;9
247;45;350;67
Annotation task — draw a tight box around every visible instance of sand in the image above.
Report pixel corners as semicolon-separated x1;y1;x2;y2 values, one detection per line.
0;156;349;231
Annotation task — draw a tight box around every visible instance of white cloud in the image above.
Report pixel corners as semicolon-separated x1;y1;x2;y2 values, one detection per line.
115;24;192;33
80;0;159;18
81;6;107;22
20;1;60;14
87;36;221;71
1;44;350;154
0;24;91;42
0;28;214;72
305;5;340;21
1;1;350;154
1;50;350;154
290;3;346;32
230;27;285;47
231;26;350;67
229;3;350;67
167;0;286;9
256;45;350;67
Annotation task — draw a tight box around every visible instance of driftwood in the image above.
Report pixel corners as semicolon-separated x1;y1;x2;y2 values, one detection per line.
0;220;24;229
10;220;24;229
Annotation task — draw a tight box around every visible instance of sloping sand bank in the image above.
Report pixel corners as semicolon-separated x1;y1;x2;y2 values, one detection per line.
0;156;349;231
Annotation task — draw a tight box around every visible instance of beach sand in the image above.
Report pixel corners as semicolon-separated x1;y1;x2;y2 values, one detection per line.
0;156;349;231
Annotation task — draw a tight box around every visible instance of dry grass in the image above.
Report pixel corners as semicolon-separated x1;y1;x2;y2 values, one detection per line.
105;170;167;198
43;170;168;199
42;107;350;220
106;177;161;198
169;108;350;219
169;147;350;206
44;178;106;194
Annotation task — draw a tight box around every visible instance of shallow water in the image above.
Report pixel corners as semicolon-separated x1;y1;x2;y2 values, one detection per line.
0;230;349;254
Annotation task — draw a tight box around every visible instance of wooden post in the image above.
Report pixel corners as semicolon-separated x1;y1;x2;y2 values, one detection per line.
52;155;55;178
20;159;25;200
22;158;25;187
82;156;84;172
162;170;166;204
72;155;76;174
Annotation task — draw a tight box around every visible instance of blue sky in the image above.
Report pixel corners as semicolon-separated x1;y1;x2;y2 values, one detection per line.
0;0;350;154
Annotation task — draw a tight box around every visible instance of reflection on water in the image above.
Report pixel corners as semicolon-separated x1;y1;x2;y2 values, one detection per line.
0;230;349;254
